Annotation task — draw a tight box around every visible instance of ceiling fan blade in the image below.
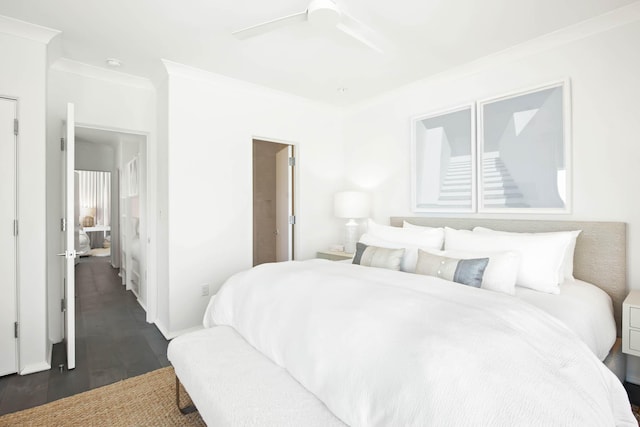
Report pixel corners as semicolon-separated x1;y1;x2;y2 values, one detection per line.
233;11;307;40
336;13;389;54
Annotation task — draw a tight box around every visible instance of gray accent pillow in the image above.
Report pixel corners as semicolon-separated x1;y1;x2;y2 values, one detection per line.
353;242;404;271
415;249;489;288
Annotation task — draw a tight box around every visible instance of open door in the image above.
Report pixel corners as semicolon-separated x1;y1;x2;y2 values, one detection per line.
59;103;76;370
275;145;294;261
0;97;18;376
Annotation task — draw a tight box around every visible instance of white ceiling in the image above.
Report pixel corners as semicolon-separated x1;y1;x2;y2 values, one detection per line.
0;0;636;105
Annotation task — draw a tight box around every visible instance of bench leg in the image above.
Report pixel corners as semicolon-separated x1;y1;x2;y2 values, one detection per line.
176;375;198;415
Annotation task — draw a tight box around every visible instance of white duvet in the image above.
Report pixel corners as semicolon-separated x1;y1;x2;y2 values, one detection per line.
205;260;635;426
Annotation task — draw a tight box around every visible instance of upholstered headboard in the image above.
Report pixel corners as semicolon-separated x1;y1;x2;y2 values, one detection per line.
390;217;627;335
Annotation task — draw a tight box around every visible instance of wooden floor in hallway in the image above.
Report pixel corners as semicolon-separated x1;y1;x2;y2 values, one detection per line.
0;256;170;415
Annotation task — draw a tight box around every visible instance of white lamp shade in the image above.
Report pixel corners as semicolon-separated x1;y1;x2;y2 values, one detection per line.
334;191;370;219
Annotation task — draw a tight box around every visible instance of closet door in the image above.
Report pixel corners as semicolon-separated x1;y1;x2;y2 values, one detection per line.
0;97;18;376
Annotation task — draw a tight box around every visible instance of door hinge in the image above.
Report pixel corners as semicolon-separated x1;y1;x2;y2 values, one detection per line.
61;298;66;313
289;215;296;225
14;322;18;338
13;119;18;136
288;156;296;167
13;220;18;236
61;218;66;231
60;137;65;151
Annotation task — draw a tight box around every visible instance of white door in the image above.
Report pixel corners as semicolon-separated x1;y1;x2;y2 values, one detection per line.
60;103;76;370
0;97;18;376
275;145;294;261
74;172;79;265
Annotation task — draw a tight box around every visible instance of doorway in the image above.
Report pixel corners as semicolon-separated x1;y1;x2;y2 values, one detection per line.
73;127;147;304
252;139;295;266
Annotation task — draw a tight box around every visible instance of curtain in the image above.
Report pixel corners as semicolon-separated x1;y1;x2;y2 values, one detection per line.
78;170;111;226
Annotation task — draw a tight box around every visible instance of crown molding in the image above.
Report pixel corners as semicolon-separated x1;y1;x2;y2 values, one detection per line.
51;58;155;91
0;14;59;44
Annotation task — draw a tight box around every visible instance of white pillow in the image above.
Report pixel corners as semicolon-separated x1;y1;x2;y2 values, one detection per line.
367;219;444;250
421;248;520;295
473;227;581;282
444;227;570;294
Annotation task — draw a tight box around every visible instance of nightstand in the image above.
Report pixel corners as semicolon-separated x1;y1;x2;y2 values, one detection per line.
623;290;640;356
316;250;353;261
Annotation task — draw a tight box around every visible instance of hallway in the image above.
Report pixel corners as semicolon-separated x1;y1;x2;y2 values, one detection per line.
0;257;169;415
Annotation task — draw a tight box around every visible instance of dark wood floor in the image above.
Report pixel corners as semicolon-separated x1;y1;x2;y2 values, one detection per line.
626;381;640;406
0;256;170;416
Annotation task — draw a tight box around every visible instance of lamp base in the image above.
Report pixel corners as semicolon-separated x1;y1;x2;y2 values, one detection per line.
343;219;358;254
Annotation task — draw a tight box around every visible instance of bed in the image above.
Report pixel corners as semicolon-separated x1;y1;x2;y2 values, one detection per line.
77;227;91;257
168;218;635;426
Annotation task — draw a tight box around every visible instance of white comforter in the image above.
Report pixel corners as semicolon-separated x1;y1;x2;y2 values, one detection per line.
205;260;635;426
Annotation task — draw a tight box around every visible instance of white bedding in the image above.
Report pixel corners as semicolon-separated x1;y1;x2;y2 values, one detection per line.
340;259;615;360
206;260;635;426
515;279;616;361
77;228;91;256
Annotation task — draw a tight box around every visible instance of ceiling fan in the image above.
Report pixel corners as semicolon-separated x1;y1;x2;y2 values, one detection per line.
232;0;387;53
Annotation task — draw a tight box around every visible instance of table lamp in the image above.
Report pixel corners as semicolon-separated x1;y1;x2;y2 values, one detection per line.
334;191;370;253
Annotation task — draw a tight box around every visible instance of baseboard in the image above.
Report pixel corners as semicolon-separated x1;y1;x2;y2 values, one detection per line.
137;297;147;313
20;360;51;375
628;375;640;385
155;320;170;338
626;353;640;384
155;320;203;340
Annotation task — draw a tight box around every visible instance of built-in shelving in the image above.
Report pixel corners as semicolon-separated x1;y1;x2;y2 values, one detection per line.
119;155;143;301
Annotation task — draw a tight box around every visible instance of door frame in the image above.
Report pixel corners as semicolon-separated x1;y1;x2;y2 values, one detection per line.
251;136;298;263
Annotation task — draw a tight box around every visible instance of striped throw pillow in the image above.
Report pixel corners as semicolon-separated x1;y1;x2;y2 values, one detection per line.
353;243;404;271
415;249;489;288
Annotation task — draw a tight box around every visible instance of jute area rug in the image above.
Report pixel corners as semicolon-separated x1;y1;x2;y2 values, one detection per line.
633;405;640;425
0;367;205;427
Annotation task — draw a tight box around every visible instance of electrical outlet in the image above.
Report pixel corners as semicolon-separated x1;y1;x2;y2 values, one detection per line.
201;284;209;297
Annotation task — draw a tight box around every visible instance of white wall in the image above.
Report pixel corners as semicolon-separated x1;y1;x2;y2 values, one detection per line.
157;61;344;336
342;18;640;379
46;62;156;343
155;77;170;335
0;28;54;373
344;18;640;282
